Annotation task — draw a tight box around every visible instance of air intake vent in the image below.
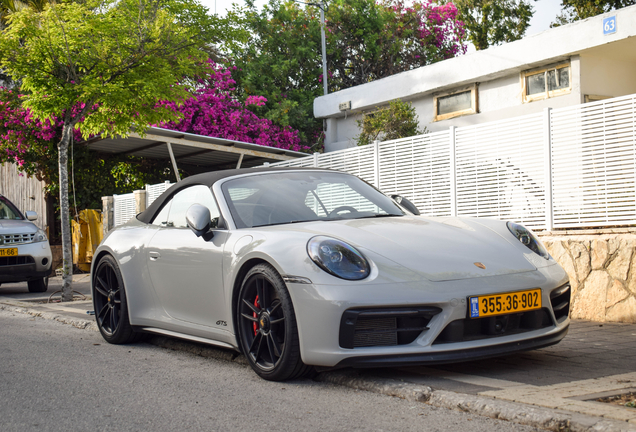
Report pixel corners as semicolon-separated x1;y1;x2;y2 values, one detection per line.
340;306;442;349
353;317;398;348
433;308;552;345
550;283;571;323
0;256;35;266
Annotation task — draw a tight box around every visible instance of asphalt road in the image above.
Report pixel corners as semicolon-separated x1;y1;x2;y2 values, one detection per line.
0;309;541;432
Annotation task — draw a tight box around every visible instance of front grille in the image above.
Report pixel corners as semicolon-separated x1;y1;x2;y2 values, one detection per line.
340;306;442;349
433;308;553;345
354;317;398;347
1;233;35;245
0;256;35;266
550;284;571;323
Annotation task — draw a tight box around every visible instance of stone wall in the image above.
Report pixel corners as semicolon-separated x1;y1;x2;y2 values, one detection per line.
538;229;636;323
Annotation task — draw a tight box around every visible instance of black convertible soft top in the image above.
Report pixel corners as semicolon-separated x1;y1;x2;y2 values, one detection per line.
137;166;327;224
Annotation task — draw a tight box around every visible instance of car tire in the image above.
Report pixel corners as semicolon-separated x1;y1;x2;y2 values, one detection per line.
27;277;48;293
92;255;141;344
237;263;313;381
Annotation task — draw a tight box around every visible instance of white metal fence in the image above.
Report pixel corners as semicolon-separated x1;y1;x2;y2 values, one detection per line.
268;93;636;230
113;181;173;227
113;192;136;227
113;94;636;230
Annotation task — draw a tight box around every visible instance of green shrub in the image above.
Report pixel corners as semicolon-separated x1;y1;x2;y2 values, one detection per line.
355;99;426;146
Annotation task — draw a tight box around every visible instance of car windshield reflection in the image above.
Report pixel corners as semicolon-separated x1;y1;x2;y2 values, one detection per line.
221;171;405;228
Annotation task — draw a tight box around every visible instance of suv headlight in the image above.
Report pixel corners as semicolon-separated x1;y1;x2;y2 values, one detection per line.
33;229;48;243
307;236;370;280
507;222;549;259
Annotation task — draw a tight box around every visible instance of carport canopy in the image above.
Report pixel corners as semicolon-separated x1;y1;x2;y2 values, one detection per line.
84;127;308;181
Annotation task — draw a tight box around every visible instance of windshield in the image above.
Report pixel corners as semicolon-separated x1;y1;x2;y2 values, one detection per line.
0;196;23;220
222;171;405;228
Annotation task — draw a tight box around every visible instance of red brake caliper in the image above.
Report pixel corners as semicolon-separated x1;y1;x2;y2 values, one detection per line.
253;295;259;335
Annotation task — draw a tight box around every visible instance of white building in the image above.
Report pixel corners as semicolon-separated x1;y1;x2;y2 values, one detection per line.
315;4;636;152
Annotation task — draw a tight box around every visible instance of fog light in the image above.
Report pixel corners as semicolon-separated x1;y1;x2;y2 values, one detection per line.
42;258;48;266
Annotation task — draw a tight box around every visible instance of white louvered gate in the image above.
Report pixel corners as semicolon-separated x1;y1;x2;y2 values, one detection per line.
268;93;636;230
113;193;136;226
146;180;172;208
455;113;546;229
551;95;636;228
378;131;452;217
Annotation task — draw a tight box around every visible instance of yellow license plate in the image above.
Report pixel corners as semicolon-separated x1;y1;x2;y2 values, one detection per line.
468;288;541;318
0;247;18;257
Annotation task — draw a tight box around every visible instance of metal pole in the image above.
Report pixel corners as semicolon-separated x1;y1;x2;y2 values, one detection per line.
543;107;553;231
449;126;457;217
166;142;181;182
320;2;328;95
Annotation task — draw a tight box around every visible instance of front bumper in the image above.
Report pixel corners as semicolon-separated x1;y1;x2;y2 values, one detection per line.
287;264;570;368
335;324;569;368
0;241;52;283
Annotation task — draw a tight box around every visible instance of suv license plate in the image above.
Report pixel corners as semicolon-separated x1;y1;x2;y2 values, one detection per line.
468;288;541;318
0;247;18;257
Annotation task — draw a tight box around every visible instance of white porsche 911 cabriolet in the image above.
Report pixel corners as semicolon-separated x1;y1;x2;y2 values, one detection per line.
91;167;570;381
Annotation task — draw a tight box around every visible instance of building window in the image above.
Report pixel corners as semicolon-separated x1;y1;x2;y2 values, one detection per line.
522;63;571;102
433;85;478;121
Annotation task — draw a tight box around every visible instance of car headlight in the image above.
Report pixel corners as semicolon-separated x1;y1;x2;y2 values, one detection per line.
507;222;549;259
307;236;370;280
33;229;48;243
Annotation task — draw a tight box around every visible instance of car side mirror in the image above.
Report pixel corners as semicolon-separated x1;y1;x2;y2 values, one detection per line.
25;211;38;221
390;195;420;216
185;204;212;238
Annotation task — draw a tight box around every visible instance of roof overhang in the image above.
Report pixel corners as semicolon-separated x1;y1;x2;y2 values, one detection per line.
84;127;307;177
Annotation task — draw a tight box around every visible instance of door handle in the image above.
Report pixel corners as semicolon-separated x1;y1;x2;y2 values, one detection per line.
149;251;161;261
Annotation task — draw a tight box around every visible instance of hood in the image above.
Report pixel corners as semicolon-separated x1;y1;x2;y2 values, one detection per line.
0;219;38;235
295;216;535;282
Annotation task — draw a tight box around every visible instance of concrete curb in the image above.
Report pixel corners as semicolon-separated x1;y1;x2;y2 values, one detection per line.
316;371;635;432
3;301;634;432
0;303;98;332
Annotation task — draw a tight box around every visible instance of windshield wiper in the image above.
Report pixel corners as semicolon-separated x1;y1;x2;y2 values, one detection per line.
357;214;403;219
253;219;326;228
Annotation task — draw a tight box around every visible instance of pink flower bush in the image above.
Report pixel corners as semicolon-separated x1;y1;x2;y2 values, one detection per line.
0;88;83;166
157;61;309;153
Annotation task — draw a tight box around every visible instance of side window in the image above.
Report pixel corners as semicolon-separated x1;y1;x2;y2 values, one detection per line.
151;199;172;226
167;185;220;228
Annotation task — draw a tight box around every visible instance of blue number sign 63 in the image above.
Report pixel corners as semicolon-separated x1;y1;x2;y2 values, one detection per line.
603;16;616;35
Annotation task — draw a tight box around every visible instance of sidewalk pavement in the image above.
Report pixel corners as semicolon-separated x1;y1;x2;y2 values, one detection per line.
1;276;635;431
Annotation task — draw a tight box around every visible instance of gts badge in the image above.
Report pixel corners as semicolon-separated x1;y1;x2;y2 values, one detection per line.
216;320;227;327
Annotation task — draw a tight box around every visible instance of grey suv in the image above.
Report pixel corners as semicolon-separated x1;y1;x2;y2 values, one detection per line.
0;194;52;292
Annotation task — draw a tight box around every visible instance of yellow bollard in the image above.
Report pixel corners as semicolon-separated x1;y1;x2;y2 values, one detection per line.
71;210;104;273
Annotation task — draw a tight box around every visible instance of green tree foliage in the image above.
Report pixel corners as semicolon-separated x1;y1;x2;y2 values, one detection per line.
0;0;223;300
231;0;466;150
232;0;324;149
552;0;635;25
450;0;534;50
355;100;425;146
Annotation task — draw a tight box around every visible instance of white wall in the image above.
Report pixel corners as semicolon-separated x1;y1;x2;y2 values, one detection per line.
326;56;583;151
579;45;636;98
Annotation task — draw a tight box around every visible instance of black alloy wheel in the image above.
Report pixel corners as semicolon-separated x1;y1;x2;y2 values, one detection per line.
237;263;312;381
92;255;140;344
